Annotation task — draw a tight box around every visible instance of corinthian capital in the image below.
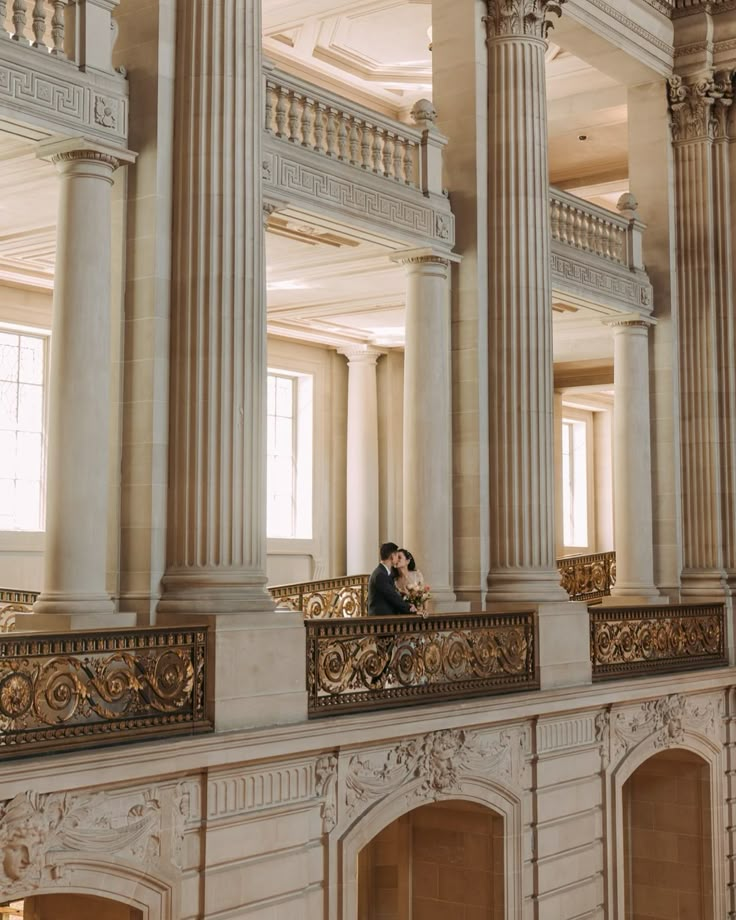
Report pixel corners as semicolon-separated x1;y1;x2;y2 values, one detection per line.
485;0;566;40
668;71;734;142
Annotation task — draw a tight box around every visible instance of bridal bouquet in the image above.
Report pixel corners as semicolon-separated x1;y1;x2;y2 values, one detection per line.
404;583;432;617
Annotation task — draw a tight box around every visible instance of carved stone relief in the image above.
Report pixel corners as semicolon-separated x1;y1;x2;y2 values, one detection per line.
345;726;529;818
485;0;566;40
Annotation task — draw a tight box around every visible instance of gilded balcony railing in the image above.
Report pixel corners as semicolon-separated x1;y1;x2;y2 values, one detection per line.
270;575;369;618
0;625;213;758
590;603;727;681
305;611;538;716
0;589;38;633
557;551;616;603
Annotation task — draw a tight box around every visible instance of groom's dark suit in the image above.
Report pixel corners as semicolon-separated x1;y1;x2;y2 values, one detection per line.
367;563;413;616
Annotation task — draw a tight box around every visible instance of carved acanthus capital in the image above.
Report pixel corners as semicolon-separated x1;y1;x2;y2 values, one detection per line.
484;0;566;41
668;71;735;141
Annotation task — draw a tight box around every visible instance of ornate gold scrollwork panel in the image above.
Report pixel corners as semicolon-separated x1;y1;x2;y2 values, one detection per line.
305;612;538;716
590;604;727;681
0;626;212;758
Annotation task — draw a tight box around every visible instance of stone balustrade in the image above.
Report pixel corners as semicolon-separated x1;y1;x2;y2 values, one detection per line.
0;0;129;148
550;189;630;266
305;610;538;716
264;66;444;195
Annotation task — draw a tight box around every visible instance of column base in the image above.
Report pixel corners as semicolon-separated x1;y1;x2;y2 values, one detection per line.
486;568;568;604
603;588;667;606
156;609;307;730
159;569;276;614
24;591;122;629
16;610;137;632
680;569;728;600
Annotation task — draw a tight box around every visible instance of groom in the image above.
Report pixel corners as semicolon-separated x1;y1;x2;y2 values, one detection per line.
367;542;416;616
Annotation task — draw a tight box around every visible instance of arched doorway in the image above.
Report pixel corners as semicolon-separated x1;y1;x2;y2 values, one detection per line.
623;749;713;920
14;895;143;920
357;800;504;919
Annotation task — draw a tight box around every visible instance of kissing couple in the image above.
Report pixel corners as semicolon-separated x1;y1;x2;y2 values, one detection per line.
367;542;431;617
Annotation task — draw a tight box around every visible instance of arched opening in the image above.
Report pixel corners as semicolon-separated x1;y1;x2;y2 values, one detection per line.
12;895;143;920
623;749;713;920
357;800;504;919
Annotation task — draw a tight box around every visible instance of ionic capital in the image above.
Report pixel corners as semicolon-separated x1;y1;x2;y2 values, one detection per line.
604;313;656;333
484;0;565;41
390;247;460;274
668;70;734;142
37;136;136;177
337;344;385;366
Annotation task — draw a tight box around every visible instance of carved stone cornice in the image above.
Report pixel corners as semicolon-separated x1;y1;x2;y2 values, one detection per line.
673;0;736;18
484;0;566;40
668;71;734;141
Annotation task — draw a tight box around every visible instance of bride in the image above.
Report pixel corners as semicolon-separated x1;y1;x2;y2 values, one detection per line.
393;548;424;595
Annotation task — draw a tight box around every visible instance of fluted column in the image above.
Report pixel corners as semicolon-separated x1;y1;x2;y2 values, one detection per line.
485;0;567;602
161;0;272;614
29;141;134;629
395;250;457;605
339;346;382;574
606;318;660;602
668;74;729;597
159;0;306;727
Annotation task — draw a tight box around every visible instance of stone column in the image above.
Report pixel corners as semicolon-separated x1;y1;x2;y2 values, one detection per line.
485;0;566;603
668;73;730;598
28;140;134;630
339;346;382;574
159;0;305;728
606;318;660;602
394;250;457;606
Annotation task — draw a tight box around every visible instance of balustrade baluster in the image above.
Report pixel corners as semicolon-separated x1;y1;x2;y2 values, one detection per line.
313;103;326;154
403;141;415;186
550;199;560;242
392;138;404;182
287;92;301;143
50;0;64;55
12;0;29;44
337;115;348;160
613;228;625;264
274;86;289;138
31;0;44;48
325;108;338;157
348;118;360;165
559;204;569;245
574;210;584;249
264;81;276;133
0;0;7;38
601;224;611;259
301;97;315;149
382;133;395;179
360;124;372;169
371;127;383;173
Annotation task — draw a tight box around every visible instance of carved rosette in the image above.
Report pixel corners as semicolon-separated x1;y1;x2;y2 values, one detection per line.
485;0;566;40
668;71;735;142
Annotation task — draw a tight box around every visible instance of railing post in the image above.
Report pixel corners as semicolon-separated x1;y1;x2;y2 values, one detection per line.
617;192;646;270
410;98;446;198
65;0;119;73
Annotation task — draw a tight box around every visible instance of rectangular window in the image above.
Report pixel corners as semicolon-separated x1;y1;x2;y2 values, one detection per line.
562;417;588;549
0;328;46;531
267;370;313;539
